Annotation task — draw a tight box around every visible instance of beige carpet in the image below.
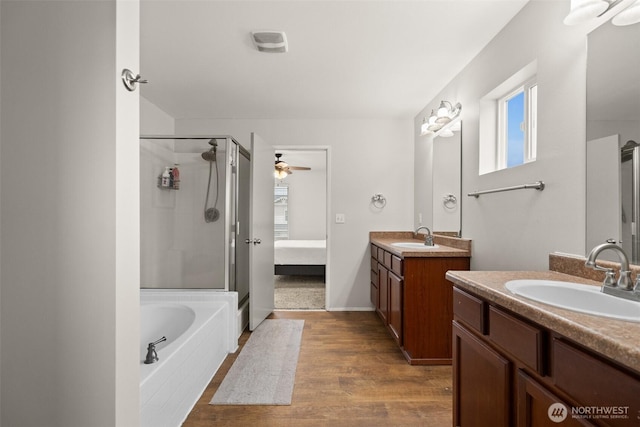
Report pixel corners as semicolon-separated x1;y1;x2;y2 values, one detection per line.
274;275;325;310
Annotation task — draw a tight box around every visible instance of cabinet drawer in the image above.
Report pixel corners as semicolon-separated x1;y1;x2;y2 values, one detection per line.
370;281;378;308
378;248;385;263
383;251;392;269
489;306;543;374
553;339;640;415
391;255;403;277
453;287;485;334
370;244;378;259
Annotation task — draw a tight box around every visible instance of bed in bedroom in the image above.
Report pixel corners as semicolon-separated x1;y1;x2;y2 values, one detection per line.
274;239;326;276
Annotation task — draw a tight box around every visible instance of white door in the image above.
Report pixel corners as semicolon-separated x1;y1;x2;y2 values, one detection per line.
249;133;275;330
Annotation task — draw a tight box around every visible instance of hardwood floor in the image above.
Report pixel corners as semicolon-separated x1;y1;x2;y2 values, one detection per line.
183;311;453;427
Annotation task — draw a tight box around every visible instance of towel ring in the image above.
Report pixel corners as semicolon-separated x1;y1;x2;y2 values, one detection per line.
371;193;386;209
443;194;457;209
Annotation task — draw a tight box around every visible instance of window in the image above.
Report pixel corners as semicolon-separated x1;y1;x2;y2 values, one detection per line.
497;79;537;169
479;61;537;175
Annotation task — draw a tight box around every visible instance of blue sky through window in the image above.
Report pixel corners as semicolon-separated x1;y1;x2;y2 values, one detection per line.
506;91;525;168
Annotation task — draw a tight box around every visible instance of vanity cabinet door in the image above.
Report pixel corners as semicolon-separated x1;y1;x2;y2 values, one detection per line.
517;371;595;427
453;321;511;427
377;263;388;323
370;262;379;309
388;272;403;345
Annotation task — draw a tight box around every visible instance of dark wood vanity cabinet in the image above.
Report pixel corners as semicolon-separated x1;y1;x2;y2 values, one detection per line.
452;286;640;427
453;321;511;427
370;243;470;365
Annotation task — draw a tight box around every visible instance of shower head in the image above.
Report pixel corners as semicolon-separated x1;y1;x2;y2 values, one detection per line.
202;146;217;162
208;139;218;147
621;140;638;163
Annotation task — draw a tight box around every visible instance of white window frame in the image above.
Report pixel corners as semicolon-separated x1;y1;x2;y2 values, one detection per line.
496;77;537;170
478;60;537;175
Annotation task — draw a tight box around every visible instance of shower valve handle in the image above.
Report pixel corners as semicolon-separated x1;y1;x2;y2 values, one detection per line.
245;238;262;245
121;68;149;92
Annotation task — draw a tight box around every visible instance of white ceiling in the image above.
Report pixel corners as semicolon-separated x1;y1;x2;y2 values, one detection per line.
140;0;530;121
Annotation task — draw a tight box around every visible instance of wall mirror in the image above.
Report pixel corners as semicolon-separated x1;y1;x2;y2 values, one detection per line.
432;119;462;236
586;21;640;263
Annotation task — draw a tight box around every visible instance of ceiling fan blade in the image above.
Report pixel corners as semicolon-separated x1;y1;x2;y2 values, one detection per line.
288;166;311;170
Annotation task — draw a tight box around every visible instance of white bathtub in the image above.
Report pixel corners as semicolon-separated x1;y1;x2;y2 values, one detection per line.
140;290;238;427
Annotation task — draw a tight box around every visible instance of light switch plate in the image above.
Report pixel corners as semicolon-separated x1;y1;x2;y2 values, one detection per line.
335;213;346;224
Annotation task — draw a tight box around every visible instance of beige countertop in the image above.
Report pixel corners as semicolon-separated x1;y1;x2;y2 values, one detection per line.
446;270;640;374
370;231;471;258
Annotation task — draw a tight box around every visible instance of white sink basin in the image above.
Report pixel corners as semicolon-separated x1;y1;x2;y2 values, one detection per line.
391;242;439;250
505;279;640;322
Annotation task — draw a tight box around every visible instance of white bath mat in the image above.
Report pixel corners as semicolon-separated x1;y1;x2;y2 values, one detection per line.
210;319;304;405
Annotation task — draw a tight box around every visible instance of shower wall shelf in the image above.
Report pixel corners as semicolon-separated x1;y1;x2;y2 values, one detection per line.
157;184;179;190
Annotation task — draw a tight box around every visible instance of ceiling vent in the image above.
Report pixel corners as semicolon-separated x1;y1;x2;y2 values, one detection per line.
251;31;288;53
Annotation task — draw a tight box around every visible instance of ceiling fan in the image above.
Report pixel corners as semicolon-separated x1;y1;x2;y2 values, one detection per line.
274;153;311;179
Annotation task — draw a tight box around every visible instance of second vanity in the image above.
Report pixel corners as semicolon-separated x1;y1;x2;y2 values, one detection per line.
370;231;471;365
446;254;640;427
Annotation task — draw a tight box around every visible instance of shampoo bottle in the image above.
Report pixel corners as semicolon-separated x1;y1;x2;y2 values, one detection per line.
172;164;180;189
161;167;170;187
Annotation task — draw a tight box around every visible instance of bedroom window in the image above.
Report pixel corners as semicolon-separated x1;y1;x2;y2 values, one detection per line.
274;185;288;240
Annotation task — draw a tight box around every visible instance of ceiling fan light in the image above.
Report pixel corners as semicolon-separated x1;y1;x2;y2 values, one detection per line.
612;0;640;25
274;169;288;179
563;0;609;25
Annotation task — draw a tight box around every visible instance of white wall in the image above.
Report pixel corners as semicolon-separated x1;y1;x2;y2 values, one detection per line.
415;1;591;270
141;96;175;135
1;1;140;426
176;118;414;309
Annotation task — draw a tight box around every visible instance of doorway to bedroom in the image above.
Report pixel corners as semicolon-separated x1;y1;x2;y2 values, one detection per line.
273;148;328;310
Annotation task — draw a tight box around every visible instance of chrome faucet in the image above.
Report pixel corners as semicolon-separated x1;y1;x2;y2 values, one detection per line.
414;226;434;246
144;336;167;364
585;243;640;301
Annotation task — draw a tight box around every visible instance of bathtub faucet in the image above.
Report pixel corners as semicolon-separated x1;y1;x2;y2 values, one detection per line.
144;336;167;364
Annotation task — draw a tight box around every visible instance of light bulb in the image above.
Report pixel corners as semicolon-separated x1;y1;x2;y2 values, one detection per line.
563;0;609;25
612;0;640;25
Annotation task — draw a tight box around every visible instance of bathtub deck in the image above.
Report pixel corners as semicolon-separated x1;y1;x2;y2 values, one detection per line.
182;311;452;426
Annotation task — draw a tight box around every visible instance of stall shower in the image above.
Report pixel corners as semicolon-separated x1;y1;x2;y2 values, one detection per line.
139;135;250;307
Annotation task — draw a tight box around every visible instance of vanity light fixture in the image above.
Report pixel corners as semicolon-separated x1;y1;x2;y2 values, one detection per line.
437;128;455;138
420;101;462;137
436;101;457;123
612;0;640;25
564;0;640;26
